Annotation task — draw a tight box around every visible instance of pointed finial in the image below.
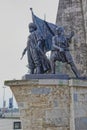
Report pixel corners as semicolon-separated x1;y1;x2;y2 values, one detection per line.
30;8;32;11
30;8;33;14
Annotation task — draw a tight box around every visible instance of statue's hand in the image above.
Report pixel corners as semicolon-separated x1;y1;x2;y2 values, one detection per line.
20;48;27;60
22;50;25;56
59;47;64;52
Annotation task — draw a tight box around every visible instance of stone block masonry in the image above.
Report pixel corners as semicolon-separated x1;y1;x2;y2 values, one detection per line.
56;0;87;77
5;79;87;130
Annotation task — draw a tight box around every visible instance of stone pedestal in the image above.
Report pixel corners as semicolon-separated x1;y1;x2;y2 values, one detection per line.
5;79;87;130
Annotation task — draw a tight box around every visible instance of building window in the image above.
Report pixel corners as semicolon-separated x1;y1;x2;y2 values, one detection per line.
13;121;21;129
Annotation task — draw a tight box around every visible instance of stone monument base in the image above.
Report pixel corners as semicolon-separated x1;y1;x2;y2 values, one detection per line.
5;78;87;130
22;74;69;80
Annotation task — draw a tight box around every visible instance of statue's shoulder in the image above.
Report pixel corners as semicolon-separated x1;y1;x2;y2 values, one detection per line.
34;30;42;37
28;32;36;39
31;31;36;35
30;31;40;37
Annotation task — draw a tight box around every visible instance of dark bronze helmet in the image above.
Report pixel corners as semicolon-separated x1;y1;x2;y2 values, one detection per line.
29;22;37;30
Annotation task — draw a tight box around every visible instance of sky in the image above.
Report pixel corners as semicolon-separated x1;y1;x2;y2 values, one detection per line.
0;0;59;108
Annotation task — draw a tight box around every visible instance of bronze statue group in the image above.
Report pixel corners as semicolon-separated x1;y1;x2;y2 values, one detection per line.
21;9;80;78
21;22;80;78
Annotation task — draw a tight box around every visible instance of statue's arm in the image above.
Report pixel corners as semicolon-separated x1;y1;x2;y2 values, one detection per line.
52;37;63;51
67;31;74;42
36;33;44;51
37;40;42;47
20;37;29;60
23;47;27;55
20;47;27;60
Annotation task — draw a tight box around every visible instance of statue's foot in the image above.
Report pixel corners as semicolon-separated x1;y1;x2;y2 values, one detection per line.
30;69;34;74
36;67;42;74
76;76;87;80
51;72;55;74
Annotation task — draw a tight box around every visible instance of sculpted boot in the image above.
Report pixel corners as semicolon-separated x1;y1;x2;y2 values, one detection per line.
30;69;34;74
70;63;80;78
36;66;41;74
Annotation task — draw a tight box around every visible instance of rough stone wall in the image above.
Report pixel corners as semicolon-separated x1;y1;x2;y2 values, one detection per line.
9;80;70;130
74;87;87;130
69;79;87;130
5;79;87;130
56;0;87;77
82;0;87;44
